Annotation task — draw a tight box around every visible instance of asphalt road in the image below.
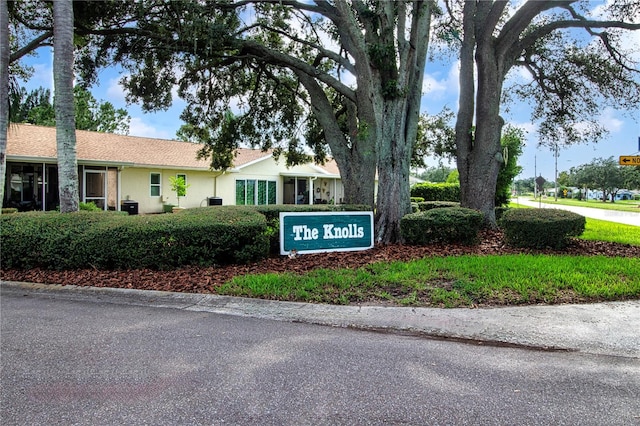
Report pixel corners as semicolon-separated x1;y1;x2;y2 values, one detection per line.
2;290;639;425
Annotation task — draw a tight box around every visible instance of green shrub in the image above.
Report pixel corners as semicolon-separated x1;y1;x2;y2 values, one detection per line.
410;202;419;213
410;183;460;202
499;208;586;249
400;207;483;246
417;201;460;211
1;207;269;270
495;206;509;222
1;208;18;214
410;197;425;203
79;202;101;211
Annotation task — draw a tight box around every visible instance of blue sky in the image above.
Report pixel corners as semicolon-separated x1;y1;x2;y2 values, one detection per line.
16;4;640;184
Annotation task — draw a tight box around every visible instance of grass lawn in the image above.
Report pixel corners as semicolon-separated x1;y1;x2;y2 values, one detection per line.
215;218;640;307
581;218;640;245
218;255;639;307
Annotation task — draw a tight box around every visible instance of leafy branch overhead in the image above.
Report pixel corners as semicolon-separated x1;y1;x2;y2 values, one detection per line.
7;0;640;242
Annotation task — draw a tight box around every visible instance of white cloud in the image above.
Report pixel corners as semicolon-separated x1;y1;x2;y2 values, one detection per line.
597;107;624;133
20;60;53;94
128;117;173;139
422;74;447;95
106;76;128;104
510;121;537;138
422;61;460;98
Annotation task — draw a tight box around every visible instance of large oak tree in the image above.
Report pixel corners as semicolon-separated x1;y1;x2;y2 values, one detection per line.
446;0;640;225
59;0;434;243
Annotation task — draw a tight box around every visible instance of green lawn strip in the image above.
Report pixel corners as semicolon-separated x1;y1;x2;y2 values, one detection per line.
217;255;640;307
580;218;640;246
527;198;640;213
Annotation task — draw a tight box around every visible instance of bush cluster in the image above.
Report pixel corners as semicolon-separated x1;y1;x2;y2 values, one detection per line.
410;183;460;202
417;201;460;211
499;208;586;249
1;207;269;270
400;207;484;246
494;206;509;222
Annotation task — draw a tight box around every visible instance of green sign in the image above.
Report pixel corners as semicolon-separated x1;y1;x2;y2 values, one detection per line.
280;211;374;255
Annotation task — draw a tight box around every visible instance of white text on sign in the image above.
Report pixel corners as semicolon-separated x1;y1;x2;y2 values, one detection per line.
292;224;365;241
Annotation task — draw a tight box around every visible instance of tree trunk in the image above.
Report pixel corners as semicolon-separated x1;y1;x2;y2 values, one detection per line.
456;2;506;228
0;0;8;208
297;72;376;208
375;99;413;243
459;52;505;227
53;0;79;213
371;0;432;244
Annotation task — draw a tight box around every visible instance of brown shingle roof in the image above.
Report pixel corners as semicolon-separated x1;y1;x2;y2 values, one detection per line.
6;123;272;170
315;159;340;175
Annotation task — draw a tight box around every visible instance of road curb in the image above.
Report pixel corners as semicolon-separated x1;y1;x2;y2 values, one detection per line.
2;280;639;358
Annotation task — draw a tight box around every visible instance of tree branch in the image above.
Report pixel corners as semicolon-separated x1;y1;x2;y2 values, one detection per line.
9;30;52;63
240;39;357;103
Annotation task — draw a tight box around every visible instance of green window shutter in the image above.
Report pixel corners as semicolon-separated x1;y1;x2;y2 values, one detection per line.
235;180;246;205
257;180;267;205
246;180;256;205
268;181;277;204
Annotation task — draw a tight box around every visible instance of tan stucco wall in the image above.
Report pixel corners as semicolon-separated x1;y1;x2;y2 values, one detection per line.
118;157;348;213
120;167;217;213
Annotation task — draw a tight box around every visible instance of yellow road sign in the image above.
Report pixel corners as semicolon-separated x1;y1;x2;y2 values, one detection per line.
619;156;640;166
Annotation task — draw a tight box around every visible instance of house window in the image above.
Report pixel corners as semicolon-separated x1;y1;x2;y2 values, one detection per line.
236;179;276;205
150;173;161;197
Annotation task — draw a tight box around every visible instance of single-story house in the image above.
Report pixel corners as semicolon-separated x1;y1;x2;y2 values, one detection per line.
4;123;348;214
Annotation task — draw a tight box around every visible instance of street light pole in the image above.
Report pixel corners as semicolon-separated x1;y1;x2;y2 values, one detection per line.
554;143;558;202
534;155;537;199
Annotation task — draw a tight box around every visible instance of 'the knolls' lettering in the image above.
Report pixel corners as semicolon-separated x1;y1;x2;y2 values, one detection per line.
323;223;364;239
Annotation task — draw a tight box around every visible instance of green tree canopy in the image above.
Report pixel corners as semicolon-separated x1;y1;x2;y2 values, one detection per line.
441;0;640;225
416;166;456;183
571;157;626;202
495;126;524;207
622;166;640;191
39;0;434;243
10;85;130;133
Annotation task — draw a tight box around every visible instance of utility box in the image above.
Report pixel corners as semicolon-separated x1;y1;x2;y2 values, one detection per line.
208;197;222;206
121;200;139;215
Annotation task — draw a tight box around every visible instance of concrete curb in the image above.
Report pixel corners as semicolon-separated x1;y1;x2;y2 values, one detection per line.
2;281;639;358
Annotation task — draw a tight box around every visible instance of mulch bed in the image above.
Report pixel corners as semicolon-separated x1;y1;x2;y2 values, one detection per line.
2;231;638;296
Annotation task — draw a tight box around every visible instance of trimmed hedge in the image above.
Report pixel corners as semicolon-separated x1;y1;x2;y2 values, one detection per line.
400;207;484;246
1;207;269;270
410;183;460;202
499;208;586;249
495;206;509;222
417;201;460;211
